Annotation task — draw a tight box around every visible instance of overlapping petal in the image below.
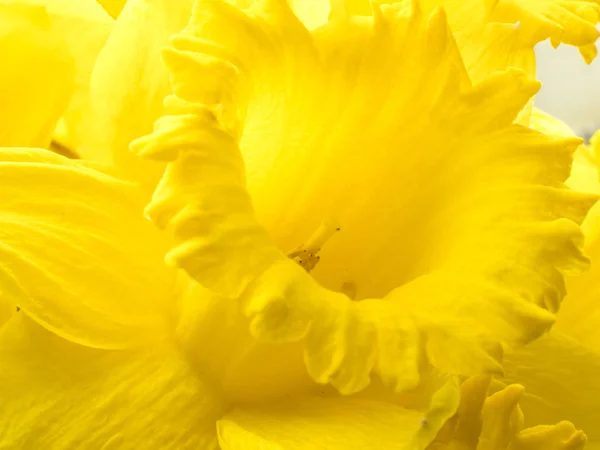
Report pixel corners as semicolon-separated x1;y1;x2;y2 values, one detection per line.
132;0;593;396
0;2;74;147
175;282;320;403
0;314;224;448
336;0;599;98
496;115;600;447
502;332;600;445
217;379;459;449
443;0;600;77
530;108;600;238
489;0;600;55
0;148;174;348
427;374;588;449
86;0;194;187
8;0;116;154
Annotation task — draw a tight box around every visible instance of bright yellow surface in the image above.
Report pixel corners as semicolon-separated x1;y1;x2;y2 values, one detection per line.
0;0;599;448
0;2;74;147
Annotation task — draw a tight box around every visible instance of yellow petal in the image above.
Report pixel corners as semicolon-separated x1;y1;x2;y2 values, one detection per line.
551;129;600;350
133;0;592;394
18;0;115;154
0;301;13;330
0;2;74;147
340;0;599;79
0;148;174;348
86;0;193;187
477;384;525;449
556;237;600;352
529;107;578;137
339;0;534;83
176;281;319;403
529;108;600;240
459;21;535;85
217;380;459;450
96;0;126;18
0;0;115;154
288;0;330;29
0;314;224;448
490;0;600;52
511;422;588;450
451;375;494;448
502;331;600;444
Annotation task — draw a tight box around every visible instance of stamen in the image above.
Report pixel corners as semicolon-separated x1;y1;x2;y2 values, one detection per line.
288;217;340;272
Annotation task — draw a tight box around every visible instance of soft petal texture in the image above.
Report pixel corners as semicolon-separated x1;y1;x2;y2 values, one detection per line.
529;107;578;137
529;108;600;239
0;314;224;449
217;379;460;449
528;115;600;344
511;422;588;450
342;0;600;83
0;148;174;348
489;0;600;51
0;299;13;329
501;116;600;447
133;0;593;394
8;0;116;153
556;224;600;349
87;0;193;187
0;2;74;147
425;375;587;449
337;0;534;84
502;332;599;446
559;129;600;351
176;281;321;403
288;0;330;29
0;0;115;152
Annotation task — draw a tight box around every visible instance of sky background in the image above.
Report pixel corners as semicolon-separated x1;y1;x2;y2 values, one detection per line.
535;40;600;139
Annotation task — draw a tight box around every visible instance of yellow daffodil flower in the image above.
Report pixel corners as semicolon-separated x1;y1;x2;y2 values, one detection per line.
0;0;596;448
135;0;594;395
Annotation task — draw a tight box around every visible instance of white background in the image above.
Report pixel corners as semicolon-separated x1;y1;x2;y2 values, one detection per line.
535;40;600;139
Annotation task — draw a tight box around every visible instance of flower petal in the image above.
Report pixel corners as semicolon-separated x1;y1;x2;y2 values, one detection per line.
217;379;459;450
530;109;600;240
133;0;593;394
489;0;600;52
175;281;321;403
287;0;330;30
341;0;599;77
457;21;535;87
86;0;194;187
335;0;535;84
511;422;588;450
0;2;74;147
529;107;578;138
96;0;126;18
502;331;600;444
0;148;174;348
0;314;224;448
556;235;600;349
19;0;116;154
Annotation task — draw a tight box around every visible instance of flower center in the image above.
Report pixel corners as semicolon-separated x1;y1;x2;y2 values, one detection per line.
287;217;340;272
